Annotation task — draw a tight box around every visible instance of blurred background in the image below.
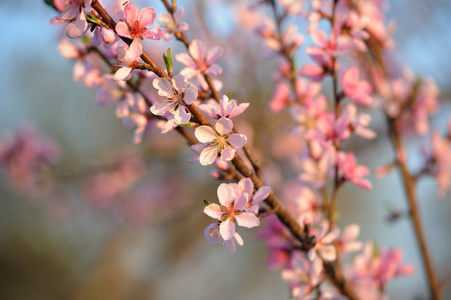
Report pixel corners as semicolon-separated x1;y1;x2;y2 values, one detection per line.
0;0;450;299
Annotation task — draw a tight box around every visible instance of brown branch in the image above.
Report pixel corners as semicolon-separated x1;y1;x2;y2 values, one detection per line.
387;117;442;300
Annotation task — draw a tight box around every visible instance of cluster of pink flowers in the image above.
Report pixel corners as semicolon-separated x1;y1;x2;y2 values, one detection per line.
0;125;60;194
42;0;450;299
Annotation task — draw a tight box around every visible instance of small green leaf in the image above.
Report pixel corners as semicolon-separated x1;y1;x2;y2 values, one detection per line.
226;91;232;99
163;48;173;76
203;200;211;206
85;13;101;26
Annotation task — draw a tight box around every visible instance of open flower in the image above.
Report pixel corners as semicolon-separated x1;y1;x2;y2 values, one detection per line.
150;74;198;125
175;39;223;79
194;118;247;166
115;2;163;40
159;7;189;41
337;152;372;190
198;95;249;120
341;67;373;105
203;183;260;241
114;38;143;81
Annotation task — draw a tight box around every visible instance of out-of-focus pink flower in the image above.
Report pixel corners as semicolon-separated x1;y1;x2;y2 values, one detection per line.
204;222;244;253
308;223;340;261
337;152;372;190
176;39;223;80
204;183;260;241
0;125;60;194
159;7;189;41
115;3;163;40
351;242;415;291
337;224;362;253
341;103;376;139
281;252;323;298
58;0;92;38
299;144;335;188
430;131;451;197
194;118;247;166
341;67;373;105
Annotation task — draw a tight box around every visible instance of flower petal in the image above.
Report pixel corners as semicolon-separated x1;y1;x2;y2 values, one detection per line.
194;126;216;143
236;212;260;228
220;218;235;241
228;134;247;148
215;117;233;135
217;183;235;206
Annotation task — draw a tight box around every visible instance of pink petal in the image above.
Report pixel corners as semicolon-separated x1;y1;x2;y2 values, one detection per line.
235;212;260;228
233;193;248;211
137;7;156;27
199;145;218;166
311;30;328;48
194;126;216;143
215;117;233;135
128;38;143;60
173;106;191;124
115;21;131;38
172;74;187;93
66;13;88;39
153;78;174;98
220;146;236;161
184;85;198;105
142;28;163;40
203;204;223;220
206;46;223;65
253;186;271;204
205;64;222;76
175;53;197;69
299;64;324;81
220;218;235;241
114;66;132;81
217;183;235;206
322;228;340;244
228;134;247;148
189;39;206;62
124;3;138;25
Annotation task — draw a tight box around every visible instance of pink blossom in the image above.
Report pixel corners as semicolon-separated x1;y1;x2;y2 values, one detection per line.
299;144;335;188
337;152;372;190
58;0;92;38
0;125;60;194
194;118;247;166
150;74;198;126
203;183;260;241
198;95;249;120
281;252;323;298
299;30;340;81
352;243;415;289
341;103;376;139
114;38;143;81
337;224;362;253
159;7;189;41
430;131;451;197
341;67;373;105
175;39;223;80
269;82;291;112
308;223;340;261
115;3;163;40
